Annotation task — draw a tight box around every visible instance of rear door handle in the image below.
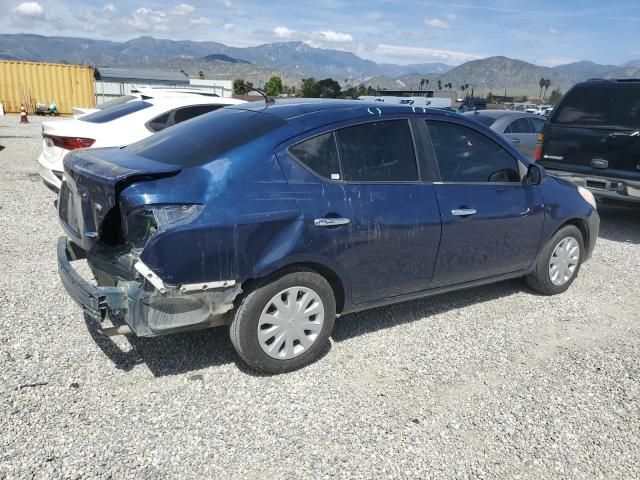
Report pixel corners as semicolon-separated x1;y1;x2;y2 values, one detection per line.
314;217;350;227
451;208;477;217
511;138;521;144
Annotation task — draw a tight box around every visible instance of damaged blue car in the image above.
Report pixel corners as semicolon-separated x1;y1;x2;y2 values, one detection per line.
57;99;599;373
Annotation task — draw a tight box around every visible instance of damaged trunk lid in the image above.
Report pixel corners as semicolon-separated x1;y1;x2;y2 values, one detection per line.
59;147;181;250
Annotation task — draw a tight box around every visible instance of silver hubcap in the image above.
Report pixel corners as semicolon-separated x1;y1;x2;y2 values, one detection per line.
549;237;580;286
258;286;325;360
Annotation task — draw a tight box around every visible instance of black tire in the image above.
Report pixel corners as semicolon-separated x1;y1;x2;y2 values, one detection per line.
526;225;584;295
229;268;336;374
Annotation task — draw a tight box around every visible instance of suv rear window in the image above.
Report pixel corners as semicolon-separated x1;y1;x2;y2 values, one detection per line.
80;101;152;124
127;108;285;166
551;82;640;130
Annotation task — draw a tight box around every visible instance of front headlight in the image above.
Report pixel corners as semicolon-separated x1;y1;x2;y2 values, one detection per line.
125;204;204;248
578;186;597;210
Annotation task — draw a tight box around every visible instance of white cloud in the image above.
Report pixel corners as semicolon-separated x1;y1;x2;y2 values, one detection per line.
222;0;232;7
445;13;457;21
315;30;353;43
102;3;116;14
171;4;195;16
374;44;482;64
222;22;234;30
129;8;166;30
13;2;44;17
274;26;295;38
548;26;558;34
424;17;450;28
539;56;577;67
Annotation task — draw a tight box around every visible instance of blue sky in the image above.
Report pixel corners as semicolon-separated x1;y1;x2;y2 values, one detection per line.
1;0;639;66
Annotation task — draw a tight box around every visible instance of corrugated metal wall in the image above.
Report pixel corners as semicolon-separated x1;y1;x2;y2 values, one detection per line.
0;60;95;115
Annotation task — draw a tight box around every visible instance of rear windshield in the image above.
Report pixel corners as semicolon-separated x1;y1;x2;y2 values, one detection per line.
80;101;152;124
126;108;286;166
551;83;640;130
469;115;496;127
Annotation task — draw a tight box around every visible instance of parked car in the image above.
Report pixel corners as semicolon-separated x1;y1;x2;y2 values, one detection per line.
458;97;487;112
536;79;640;203
38;94;246;192
57;99;599;373
464;110;546;159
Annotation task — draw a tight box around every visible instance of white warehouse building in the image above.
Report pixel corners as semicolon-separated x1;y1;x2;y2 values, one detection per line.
93;67;233;104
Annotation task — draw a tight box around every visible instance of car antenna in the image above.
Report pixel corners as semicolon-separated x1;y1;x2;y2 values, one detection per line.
248;88;275;106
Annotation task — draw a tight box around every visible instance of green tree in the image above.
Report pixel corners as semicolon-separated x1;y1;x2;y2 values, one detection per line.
539;77;545;99
264;75;284;97
548;88;563;104
233;79;246;95
317;78;341;98
437;79;442;90
301;78;320;97
486;91;494;103
543;78;551;100
198;70;205;80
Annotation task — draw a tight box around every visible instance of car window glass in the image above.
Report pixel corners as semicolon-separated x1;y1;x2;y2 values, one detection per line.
529;118;545;133
146;112;171;132
505;117;533;134
96;95;136;110
336;120;418;182
127;108;286;167
427;120;521;183
551;83;640;129
174;105;223;124
80;101;152;124
470;115;496;127
289;132;341;180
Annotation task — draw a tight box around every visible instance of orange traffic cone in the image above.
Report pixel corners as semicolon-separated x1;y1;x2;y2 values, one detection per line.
20;104;28;124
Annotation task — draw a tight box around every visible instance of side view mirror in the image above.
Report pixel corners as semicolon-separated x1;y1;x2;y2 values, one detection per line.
524;163;545;185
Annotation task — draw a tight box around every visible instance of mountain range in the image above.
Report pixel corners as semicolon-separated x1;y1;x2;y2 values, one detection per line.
0;33;638;96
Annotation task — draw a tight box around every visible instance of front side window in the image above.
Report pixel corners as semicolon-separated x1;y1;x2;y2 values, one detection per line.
427;121;521;183
336;120;418;182
288;132;341;179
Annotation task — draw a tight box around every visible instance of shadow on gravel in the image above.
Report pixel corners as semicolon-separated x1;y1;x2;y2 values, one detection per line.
596;201;640;245
333;279;523;343
84;314;331;377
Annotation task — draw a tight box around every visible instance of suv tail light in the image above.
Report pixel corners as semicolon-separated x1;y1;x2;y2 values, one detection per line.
44;134;95;150
534;133;544;161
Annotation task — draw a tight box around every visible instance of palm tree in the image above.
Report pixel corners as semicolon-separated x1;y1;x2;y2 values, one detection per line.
425;79;430;90
419;79;425;91
544;79;551;100
437;80;442;90
539;77;546;100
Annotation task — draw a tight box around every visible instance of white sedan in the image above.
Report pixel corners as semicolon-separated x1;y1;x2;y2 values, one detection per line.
38;93;246;192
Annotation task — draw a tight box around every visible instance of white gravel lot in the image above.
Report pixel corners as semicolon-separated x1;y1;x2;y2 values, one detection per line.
0;114;639;479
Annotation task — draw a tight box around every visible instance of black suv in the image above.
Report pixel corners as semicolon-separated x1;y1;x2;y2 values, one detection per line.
537;79;640;203
458;97;487;112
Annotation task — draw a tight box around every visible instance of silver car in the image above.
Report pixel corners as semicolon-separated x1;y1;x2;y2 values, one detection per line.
464;110;546;160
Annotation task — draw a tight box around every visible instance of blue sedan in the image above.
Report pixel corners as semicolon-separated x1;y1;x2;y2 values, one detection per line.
57;99;599;373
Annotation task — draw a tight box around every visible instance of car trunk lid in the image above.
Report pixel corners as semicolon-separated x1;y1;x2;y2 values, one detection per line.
59;147;181;250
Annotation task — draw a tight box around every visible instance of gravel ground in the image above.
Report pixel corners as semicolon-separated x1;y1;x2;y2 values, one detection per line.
1;115;639;479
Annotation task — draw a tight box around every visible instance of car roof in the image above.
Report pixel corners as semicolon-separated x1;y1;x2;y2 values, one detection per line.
463;109;540;120
146;95;245;108
228;98;456;121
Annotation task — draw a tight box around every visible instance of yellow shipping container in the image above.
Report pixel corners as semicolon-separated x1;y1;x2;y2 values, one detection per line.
0;60;95;115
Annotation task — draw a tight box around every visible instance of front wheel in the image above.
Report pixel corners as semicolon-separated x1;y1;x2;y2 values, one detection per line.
229;269;336;374
526;225;584;295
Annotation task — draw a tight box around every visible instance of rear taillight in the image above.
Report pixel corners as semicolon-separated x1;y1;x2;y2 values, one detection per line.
534;133;544;161
44;134;95;150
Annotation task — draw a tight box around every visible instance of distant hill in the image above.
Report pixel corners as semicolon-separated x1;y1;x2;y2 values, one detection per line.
0;33;632;94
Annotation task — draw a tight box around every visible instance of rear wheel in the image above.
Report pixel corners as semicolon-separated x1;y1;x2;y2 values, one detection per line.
229;269;336;373
526;225;584;295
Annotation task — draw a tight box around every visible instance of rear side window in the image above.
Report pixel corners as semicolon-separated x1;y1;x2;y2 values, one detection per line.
146;104;224;133
530;117;545;133
127;108;285;167
80;101;152;124
470;115;496;127
289;132;340;179
505;117;533;134
336;120;418;182
551;83;640;129
427;121;521;183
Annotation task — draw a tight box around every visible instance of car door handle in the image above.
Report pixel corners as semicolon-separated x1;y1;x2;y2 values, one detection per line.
451;208;477;217
314;217;350;227
511;138;521;143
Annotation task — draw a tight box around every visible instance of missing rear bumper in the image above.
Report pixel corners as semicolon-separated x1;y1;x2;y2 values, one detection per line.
57;236;242;337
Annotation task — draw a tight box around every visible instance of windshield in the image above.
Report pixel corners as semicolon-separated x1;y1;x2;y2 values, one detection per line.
551;82;640;130
96;95;137;110
126;108;286;167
